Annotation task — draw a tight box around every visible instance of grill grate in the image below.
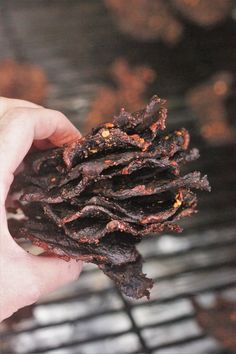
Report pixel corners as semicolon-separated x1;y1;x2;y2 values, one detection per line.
0;1;236;353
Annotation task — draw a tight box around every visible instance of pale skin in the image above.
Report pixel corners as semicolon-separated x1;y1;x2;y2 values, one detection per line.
0;97;83;321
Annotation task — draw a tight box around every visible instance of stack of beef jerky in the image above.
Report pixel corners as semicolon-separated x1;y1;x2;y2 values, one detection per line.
9;96;210;299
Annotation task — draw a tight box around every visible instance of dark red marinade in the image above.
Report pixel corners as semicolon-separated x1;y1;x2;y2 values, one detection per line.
9;95;210;299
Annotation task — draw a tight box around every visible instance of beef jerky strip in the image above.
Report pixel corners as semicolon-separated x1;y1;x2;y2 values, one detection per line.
19;128;191;196
64;190;195;229
63;96;167;168
43;192;181;227
93;172;210;199
20;150;193;203
17;219;140;267
41;204;180;244
21;154;175;192
41;197;185;244
113;95;167;137
61;190;194;241
63;127;149;169
61;193;179;225
99;256;153;299
17;189;191;245
25;147;64;174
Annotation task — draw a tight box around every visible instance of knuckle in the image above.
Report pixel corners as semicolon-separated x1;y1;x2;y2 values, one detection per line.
47;109;67;121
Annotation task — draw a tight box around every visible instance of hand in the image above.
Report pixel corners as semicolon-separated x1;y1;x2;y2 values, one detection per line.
0;97;83;321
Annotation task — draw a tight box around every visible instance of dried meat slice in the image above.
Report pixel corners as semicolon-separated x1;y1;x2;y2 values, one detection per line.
63;127;149;169
99;256;154;299
17;218;140;266
93;172;210;199
19;128;193;197
113;95;167;138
